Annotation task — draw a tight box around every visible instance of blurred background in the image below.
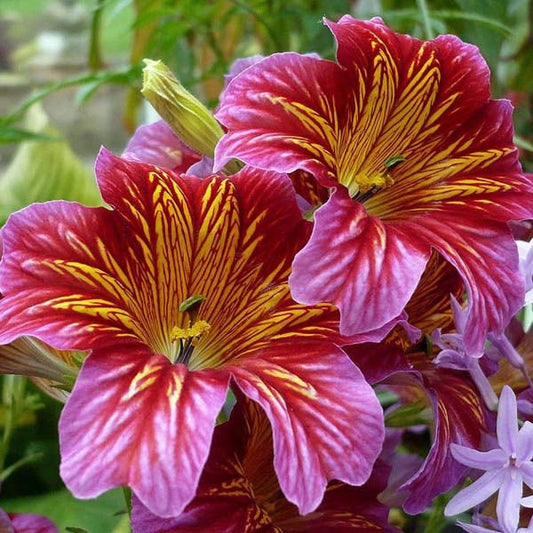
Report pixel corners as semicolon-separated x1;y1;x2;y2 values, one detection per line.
0;1;531;531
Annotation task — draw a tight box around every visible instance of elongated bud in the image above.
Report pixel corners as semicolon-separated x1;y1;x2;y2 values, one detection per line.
141;59;224;158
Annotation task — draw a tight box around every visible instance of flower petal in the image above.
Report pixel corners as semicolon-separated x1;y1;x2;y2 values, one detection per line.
288;461;401;532
450;444;507;470
517;421;533;462
215;51;343;184
290;189;430;338
8;513;59;533
398;360;488;514
401;215;525;354
0;151;325;364
122;120;201;173
229;340;384;515
496;470;522;533
444;469;505;516
520;461;533;489
131;400;277;532
0;510;13;533
497;385;519;456
59;347;229;517
456;521;500;533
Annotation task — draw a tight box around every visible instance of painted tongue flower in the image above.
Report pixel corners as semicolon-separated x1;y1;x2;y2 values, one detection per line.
444;385;533;533
131;395;398;532
215;15;533;352
0;150;383;518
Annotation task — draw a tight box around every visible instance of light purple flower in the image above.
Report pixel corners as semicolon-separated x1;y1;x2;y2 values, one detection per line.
445;386;533;533
457;519;533;533
433;296;498;410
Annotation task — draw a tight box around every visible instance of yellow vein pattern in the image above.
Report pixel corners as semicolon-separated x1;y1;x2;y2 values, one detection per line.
5;154;339;369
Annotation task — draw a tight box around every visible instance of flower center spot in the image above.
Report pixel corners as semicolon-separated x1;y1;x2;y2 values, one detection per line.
170;320;211;366
349;154;405;201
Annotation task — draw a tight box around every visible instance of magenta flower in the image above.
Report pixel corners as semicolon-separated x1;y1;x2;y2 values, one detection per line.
132;395;399;532
348;342;488;514
215;15;533;352
122;120;201;172
445;386;533;533
0;151;383;518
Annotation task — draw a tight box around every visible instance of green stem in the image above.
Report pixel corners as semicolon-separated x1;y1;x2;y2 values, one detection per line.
0;376;26;472
122;486;132;517
423;493;449;532
0;451;43;482
416;0;435;39
89;0;105;71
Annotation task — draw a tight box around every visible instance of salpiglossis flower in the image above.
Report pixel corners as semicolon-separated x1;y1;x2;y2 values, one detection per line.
132;395;398;532
0;150;383;518
215;15;533;352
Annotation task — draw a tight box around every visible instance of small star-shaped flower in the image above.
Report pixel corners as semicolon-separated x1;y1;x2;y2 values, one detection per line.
445;386;533;533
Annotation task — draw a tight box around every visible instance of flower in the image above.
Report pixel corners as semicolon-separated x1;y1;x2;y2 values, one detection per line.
215;16;533;352
131;395;398;532
0;150;383;518
444;386;533;533
433;296;499;410
122;120;202;173
0;336;80;402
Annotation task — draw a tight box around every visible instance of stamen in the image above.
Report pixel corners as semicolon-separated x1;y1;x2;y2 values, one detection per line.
170;320;211;366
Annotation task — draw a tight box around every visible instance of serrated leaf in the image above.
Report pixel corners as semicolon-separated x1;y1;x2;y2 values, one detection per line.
0;105;102;225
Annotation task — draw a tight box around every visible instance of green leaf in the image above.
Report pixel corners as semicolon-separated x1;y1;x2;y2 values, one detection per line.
0;128;57;145
0;105;102;225
385;399;433;427
514;134;533;152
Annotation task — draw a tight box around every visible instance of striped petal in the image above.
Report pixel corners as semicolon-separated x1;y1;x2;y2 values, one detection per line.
399;362;488;514
122;120;201;172
216;15;532;340
0;151;363;517
402;214;524;354
290;189;430;338
132;395;393;532
0;151;340;360
229;340;384;515
59;346;229;518
131;397;279;532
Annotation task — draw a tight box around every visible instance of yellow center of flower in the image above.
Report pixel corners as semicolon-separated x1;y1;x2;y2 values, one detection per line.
351;170;395;196
169;319;211;365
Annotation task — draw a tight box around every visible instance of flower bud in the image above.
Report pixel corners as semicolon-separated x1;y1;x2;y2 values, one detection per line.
141;59;224;158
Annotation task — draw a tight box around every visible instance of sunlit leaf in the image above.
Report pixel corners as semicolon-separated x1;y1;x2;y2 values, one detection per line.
1;488;125;531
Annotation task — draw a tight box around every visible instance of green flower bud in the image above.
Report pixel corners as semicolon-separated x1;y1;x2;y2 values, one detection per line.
141;59;224;158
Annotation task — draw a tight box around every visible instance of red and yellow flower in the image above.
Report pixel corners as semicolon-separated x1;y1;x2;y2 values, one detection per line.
131;395;398;532
0;150;383;518
215;15;533;352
